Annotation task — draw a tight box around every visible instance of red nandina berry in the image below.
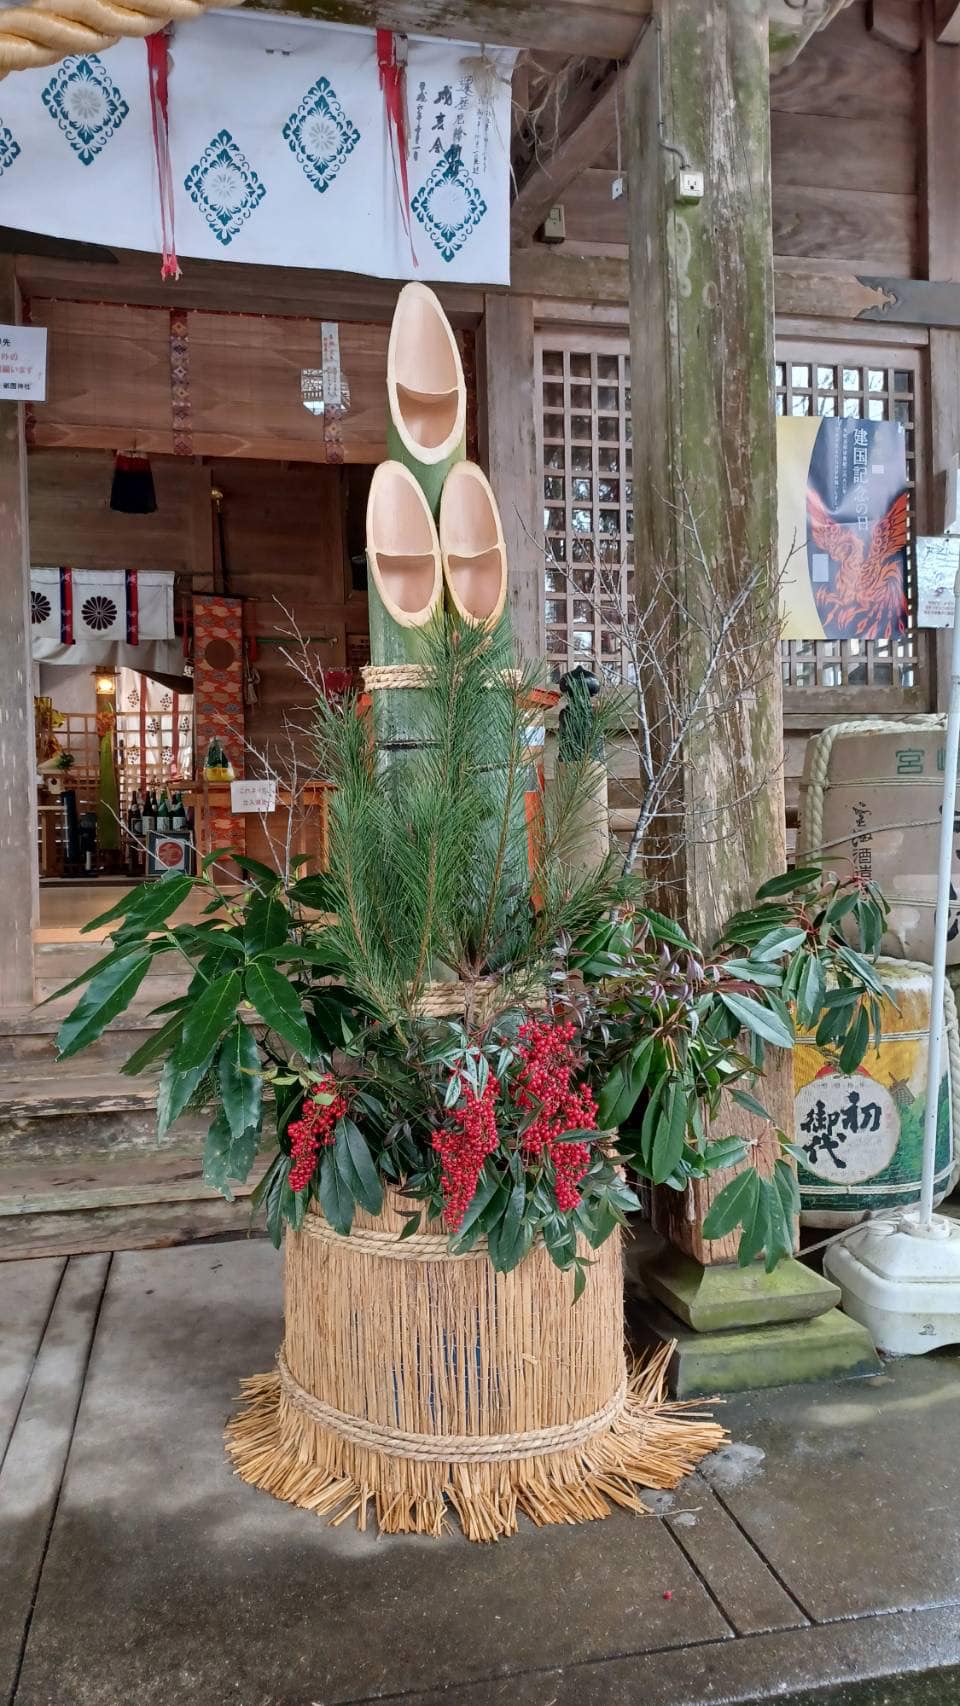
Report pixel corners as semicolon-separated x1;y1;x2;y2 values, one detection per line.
434;1071;500;1231
288;1073;349;1193
513;1019;597;1213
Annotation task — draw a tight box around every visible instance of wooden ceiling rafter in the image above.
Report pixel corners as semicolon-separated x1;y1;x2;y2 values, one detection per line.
510;58;630;245
248;0;650;58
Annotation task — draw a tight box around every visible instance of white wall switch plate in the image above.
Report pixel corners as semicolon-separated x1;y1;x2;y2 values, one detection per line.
676;170;704;203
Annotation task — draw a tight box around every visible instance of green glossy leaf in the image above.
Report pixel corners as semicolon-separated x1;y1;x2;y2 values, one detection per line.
56;952;154;1059
449;1167;501;1246
157;1052;214;1137
253;1151;289;1248
172;970;242;1071
839;1003;870;1075
287;874;336;911
702;1167;760;1242
755;866;822;900
202;1109;259;1202
651;1081;688;1185
76;878;170;934
729;1087;772;1123
334;1115;382;1215
44;937;168;1007
637;907;696;950
202;846;235;872
750;928;808;962
120;1010;185;1077
319;1148;354;1235
243;893;289;958
244;961;313;1057
232;854;283;890
774;1156;801;1223
798;953;826;1030
218;1021;263;1141
737;1179;770;1268
718;990;794;1050
597;1063;628;1129
703;1135;749;1171
763;1175;794;1272
111;874;196;938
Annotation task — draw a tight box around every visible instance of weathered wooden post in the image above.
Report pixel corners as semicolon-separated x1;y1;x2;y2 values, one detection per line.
626;0;879;1392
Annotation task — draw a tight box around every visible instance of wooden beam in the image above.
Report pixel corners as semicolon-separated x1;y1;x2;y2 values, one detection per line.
250;0;650;57
477;294;542;658
511;66;631;245
922;0;960;280
0;255;38;1010
868;0;923;51
935;0;960;39
627;0;789;1264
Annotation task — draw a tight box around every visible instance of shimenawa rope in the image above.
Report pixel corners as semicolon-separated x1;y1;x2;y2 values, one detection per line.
0;0;232;76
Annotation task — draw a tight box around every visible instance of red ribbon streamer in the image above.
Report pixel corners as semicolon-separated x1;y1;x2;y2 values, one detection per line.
377;28;417;268
146;32;180;282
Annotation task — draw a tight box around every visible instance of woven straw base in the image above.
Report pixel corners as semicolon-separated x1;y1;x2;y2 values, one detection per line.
224;1343;727;1541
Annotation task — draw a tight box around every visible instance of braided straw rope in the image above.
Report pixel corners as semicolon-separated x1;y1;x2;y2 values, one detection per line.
361;664;526;693
0;0;233;77
798;715;945;860
301;1215;490;1262
276;1347;628;1463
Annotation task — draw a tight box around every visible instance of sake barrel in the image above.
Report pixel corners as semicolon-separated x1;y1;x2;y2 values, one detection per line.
797;716;957;964
795;958;960;1228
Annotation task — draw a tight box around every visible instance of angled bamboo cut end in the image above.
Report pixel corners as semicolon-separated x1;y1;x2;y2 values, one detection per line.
365;459;443;629
387;281;466;466
439;460;508;628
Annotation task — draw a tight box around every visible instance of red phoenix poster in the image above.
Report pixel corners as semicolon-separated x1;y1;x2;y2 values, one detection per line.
778;416;909;642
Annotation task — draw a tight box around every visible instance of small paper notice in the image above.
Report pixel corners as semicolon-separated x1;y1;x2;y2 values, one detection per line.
916;535;960;628
0;324;47;401
230;779;278;813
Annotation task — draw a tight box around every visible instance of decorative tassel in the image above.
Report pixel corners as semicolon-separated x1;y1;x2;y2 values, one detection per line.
111;451;157;515
377;28;417;268
146;31;180;283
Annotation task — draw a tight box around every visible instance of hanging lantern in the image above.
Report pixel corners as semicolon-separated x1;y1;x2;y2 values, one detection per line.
110;452;157;515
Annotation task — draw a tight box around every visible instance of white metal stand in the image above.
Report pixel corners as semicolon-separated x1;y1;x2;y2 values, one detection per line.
824;568;960;1355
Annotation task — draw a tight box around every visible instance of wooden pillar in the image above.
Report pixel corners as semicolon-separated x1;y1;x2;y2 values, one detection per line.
478;294;543;658
0;257;38;1009
921;0;960;705
627;1;791;1261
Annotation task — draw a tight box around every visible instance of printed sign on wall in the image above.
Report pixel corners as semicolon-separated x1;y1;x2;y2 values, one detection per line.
778;417;909;642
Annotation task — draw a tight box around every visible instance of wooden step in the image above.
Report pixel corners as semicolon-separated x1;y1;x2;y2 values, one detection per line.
33;939;191;1009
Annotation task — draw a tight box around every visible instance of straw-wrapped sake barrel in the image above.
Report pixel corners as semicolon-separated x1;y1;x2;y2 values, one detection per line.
795;958;960;1227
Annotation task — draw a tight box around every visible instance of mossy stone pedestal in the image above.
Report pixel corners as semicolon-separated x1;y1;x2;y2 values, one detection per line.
628;1241;881;1399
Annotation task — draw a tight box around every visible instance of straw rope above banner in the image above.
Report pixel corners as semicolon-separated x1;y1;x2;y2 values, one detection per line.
0;10;515;282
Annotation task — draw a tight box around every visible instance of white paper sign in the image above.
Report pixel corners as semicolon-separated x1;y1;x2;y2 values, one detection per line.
916;535;960;628
0;325;47;401
230;779;278;814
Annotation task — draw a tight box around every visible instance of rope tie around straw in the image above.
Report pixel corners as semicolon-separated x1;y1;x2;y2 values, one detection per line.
276;1348;628;1462
0;0;232;76
361;664;527;693
301;1215;491;1261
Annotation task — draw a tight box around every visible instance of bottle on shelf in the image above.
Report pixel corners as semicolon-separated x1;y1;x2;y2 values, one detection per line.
127;791;143;876
156;789;171;833
141;787;156;836
170;790;187;832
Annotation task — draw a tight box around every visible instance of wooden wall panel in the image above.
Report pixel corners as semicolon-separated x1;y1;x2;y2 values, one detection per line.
27;449;212;579
26;300;392;464
28;302;174;453
770;0;920;276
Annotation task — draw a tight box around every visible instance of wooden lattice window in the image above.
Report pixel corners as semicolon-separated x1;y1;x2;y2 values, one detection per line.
536;332;632;682
776;339;930;713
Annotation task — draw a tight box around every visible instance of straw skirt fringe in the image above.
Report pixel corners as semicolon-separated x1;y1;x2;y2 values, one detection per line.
225;1195;726;1541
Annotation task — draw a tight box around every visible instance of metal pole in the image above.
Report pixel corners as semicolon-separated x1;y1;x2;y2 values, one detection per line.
919;568;960;1227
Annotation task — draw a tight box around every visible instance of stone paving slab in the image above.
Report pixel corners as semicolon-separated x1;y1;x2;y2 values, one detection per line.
0;1258;63;1462
709;1361;960;1623
10;1242;731;1706
0;1254;108;1706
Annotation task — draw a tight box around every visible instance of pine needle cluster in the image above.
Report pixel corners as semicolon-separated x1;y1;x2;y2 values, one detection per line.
312;614;640;1027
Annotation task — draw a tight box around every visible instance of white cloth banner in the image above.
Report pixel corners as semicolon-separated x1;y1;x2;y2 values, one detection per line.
0;14;514;283
31;567;176;660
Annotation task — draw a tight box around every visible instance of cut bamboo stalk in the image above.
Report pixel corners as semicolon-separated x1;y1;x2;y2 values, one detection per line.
438;461;509;629
365;459;443;770
387;282;466;516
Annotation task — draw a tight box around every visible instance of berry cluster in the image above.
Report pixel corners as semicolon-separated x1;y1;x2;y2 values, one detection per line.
514;1018;598;1211
434;1072;500;1231
287;1074;349;1193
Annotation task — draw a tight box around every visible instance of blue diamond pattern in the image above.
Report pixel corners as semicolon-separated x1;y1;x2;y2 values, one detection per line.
0;122;20;178
183;130;265;248
283;76;360;194
41;56;128;166
411;145;487;264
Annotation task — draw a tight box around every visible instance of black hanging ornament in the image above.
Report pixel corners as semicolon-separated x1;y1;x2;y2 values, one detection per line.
110;451;157;515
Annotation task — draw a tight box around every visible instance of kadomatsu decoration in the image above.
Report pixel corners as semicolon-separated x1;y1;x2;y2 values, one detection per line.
51;283;889;1540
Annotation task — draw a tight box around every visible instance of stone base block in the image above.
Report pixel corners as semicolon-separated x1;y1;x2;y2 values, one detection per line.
629;1298;882;1398
636;1244;841;1333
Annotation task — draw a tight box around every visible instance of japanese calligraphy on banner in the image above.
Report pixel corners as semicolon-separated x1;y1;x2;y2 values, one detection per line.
0;15;514;283
777;417;909;641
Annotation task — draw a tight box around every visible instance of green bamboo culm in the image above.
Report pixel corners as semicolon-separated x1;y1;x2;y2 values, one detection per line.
365;459;444;781
386;282;466;517
96;715;121;852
